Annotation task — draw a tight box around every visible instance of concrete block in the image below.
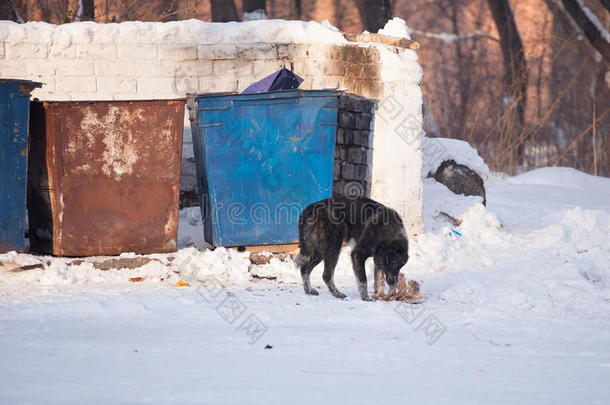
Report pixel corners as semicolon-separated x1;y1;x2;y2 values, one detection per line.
338;112;356;130
57;60;95;76
336;128;346;144
137;77;175;95
198;77;238;93
252;60;284;77
96;61;124;76
49;43;76;59
237;43;276;60
355;164;368;180
5;43;48;59
25;60;56;77
117;44;158;60
57;76;96;93
131;60;177;76
342;163;355;180
197;44;238;60
76;44;117;59
213;60;253;77
334;161;341;180
355;113;373;130
159;44;197;60
293;58;321;75
97;77;137;94
348;147;367;164
276;43;296;59
0;60;27;76
176;76;199;93
176;61;213;77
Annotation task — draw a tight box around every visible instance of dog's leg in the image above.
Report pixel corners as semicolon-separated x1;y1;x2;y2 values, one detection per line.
374;267;384;295
323;248;345;299
300;255;322;296
351;250;371;301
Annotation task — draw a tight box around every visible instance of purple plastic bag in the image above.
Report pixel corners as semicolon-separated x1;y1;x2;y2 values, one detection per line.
241;67;303;94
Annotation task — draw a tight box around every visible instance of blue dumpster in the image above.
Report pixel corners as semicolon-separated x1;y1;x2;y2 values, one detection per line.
188;89;338;247
0;79;42;253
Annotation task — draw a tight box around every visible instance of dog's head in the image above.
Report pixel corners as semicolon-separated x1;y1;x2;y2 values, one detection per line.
374;241;409;286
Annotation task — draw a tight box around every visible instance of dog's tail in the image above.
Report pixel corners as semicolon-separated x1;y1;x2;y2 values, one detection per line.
294;251;308;268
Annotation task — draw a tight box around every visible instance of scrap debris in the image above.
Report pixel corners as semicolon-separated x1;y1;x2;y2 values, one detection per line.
373;272;424;303
0;260;46;272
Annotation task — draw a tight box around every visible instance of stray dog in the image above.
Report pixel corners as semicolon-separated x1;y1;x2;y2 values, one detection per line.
296;196;409;301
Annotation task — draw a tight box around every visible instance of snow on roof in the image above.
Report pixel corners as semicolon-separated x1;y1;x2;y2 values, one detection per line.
0;18;350;45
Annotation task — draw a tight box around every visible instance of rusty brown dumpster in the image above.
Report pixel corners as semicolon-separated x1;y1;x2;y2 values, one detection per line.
28;99;185;256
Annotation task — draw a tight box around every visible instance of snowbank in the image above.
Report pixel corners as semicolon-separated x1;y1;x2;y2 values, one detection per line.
2;167;608;301
0;19;349;45
422;136;490;178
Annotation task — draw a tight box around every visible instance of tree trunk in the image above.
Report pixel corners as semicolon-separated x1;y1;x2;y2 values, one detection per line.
210;0;239;22
65;0;78;22
28;0;46;21
243;0;266;13
559;0;610;63
354;0;393;33
487;0;528;162
0;0;19;21
295;0;302;18
82;0;95;20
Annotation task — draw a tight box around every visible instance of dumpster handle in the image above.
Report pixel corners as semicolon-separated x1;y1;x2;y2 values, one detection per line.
201;106;231;111
232;98;300;107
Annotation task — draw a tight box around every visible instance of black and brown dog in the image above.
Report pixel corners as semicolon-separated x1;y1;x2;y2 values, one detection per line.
296;196;409;301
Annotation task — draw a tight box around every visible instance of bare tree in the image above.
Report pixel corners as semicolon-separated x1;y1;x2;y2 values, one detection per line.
295;0;302;18
487;0;528;159
65;0;78;22
211;0;238;22
0;0;21;21
243;0;266;13
558;0;610;63
82;0;94;20
354;0;393;32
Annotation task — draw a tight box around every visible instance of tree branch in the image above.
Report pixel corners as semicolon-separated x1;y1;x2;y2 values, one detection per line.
409;28;500;43
559;0;610;63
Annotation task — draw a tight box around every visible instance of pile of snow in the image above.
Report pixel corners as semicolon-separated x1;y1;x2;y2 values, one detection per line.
2;167;608;302
242;10;267;22
377;17;412;39
0;18;349;45
422;178;494;233
505;166;610;193
422;136;490;178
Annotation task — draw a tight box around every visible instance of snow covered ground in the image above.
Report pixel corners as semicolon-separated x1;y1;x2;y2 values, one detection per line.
1;167;610;404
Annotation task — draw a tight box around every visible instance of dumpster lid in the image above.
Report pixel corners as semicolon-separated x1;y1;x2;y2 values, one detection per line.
191;88;341;101
0;78;43;89
31;98;186;109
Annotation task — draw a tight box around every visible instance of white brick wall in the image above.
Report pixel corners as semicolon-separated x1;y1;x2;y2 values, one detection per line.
0;20;424;233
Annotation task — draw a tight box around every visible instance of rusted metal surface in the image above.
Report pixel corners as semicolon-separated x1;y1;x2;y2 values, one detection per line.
28;99;185;256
